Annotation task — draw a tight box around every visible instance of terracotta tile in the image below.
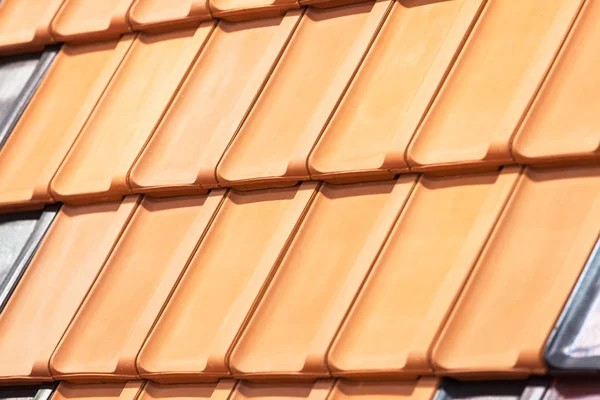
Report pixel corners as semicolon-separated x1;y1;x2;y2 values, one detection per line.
513;1;600;167
309;0;483;183
0;0;64;55
138;182;317;382
129;0;212;32
329;167;520;379
0;386;55;400
140;381;235;400
0;206;58;314
217;1;391;190
545;238;600;371
130;13;301;196
432;166;600;378
328;378;439;400
50;0;135;42
50;24;215;205
0;49;58;153
0;37;134;212
50;192;225;381
51;382;144;400
209;0;299;22
436;378;550;400
0;197;138;383
230;176;417;379
407;0;584;174
543;379;600;400
230;380;334;400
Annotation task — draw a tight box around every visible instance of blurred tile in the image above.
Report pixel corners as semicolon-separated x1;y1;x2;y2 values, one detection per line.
230;380;334;400
328;378;438;400
140;381;235;400
138;183;317;382
51;382;143;400
51;24;215;204
513;1;600;167
543;379;600;400
435;378;550;400
432;166;600;377
309;0;483;183
0;385;55;400
330;167;520;378
545;238;600;371
50;192;224;381
130;12;301;196
129;0;212;32
0;197;138;383
51;0;135;42
217;1;391;189
0;206;58;315
407;0;583;173
230;177;417;379
0;37;134;212
209;0;298;22
0;0;64;54
0;49;57;153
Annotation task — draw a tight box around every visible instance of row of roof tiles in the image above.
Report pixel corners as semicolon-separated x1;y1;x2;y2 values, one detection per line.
7;376;600;400
0;166;599;383
0;0;599;211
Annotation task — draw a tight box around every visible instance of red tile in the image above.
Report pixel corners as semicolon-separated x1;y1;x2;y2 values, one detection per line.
129;0;212;32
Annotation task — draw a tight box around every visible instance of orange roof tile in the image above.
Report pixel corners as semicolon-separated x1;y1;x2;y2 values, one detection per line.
130;12;300;196
50;0;135;43
230;380;334;400
217;1;391;190
0;197;138;383
407;0;584;174
140;381;236;400
0;0;64;55
328;378;439;400
329;167;520;379
50;192;224;381
51;382;144;400
129;0;212;32
432;166;600;378
138;182;317;382
209;0;299;22
0;37;134;212
513;0;600;167
309;0;483;183
230;177;416;379
50;25;215;204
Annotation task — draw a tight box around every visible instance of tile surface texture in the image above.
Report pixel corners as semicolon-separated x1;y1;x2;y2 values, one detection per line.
230;380;334;399
129;0;212;31
407;0;584;173
51;24;215;204
0;198;138;383
433;166;600;378
328;378;439;400
140;381;236;400
50;192;224;381
130;12;301;195
230;177;416;379
217;0;391;189
0;38;133;211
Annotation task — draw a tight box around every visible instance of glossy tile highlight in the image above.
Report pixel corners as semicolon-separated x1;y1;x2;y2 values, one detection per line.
330;168;520;378
433;166;600;377
138;183;317;382
230;177;416;379
51;25;215;204
50;192;224;381
407;0;584;173
0;37;134;212
309;0;483;183
218;1;391;189
0;198;138;383
130;12;301;195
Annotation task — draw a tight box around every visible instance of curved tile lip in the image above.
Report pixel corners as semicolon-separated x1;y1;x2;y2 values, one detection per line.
209;2;300;22
544;238;600;372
